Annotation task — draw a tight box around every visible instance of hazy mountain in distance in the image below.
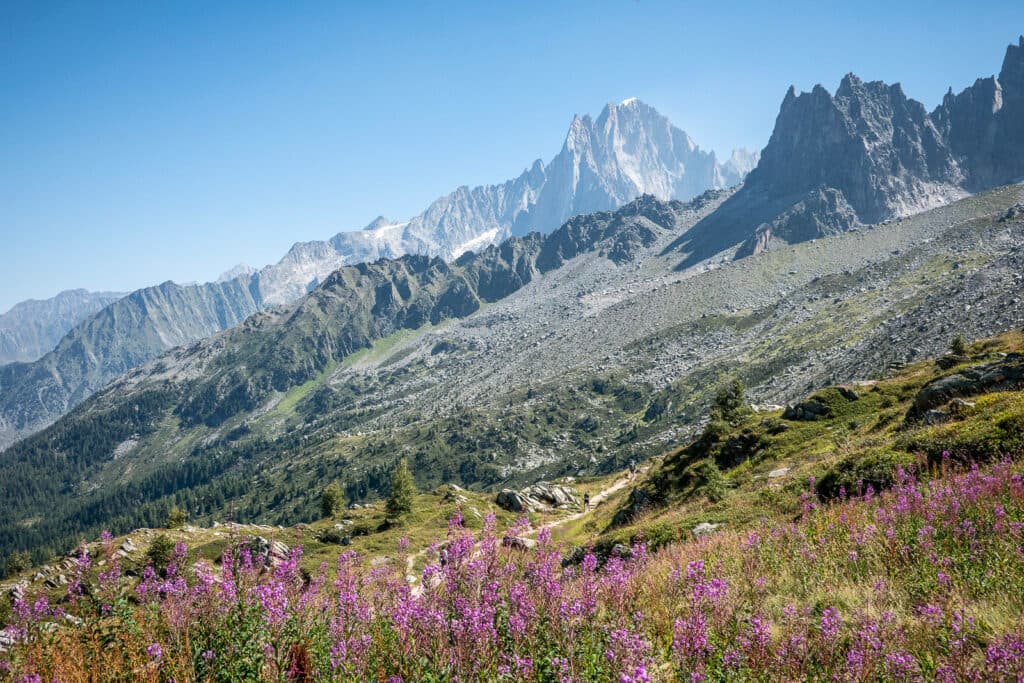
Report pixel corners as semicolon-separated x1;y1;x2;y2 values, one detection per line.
331;98;751;263
0;289;125;365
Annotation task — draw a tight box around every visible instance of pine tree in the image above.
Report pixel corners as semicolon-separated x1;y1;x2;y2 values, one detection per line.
321;480;344;519
385;459;416;518
711;378;750;424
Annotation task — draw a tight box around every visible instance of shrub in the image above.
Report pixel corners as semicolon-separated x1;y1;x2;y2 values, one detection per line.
817;448;915;498
146;533;175;572
711;378;750;424
950;333;968;356
166;506;188;529
4;549;32;578
694;459;727;502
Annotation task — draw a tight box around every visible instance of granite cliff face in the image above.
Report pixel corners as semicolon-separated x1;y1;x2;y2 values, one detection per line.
934;35;1024;190
674;36;1024;264
751;75;963;222
0;289;124;365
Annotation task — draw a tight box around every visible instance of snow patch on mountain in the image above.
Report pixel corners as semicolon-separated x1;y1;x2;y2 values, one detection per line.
451;227;504;258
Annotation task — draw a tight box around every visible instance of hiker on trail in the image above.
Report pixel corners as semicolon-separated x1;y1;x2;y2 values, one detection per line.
583;492;590;511
629;459;637;478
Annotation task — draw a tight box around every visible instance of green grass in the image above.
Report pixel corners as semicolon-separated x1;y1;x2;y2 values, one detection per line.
591;329;1024;552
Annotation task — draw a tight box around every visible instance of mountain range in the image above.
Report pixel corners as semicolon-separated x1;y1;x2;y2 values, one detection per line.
2;36;1024;563
0;101;751;450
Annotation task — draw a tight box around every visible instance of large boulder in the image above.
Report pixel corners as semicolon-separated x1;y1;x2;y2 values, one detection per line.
522;482;579;508
910;354;1024;418
497;482;579;513
496;489;537;513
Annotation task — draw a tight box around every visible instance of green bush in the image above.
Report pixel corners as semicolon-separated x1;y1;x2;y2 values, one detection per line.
321;480;345;519
950;334;968;356
711;378;750;424
4;550;32;578
817;449;916;498
694;459;727;502
166;506;188;529
146;533;176;572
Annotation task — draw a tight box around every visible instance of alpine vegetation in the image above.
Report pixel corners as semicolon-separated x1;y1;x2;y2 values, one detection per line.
2;459;1022;681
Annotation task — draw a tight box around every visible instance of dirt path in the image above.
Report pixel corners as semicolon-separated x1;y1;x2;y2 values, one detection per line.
533;468;643;534
403;468;645;593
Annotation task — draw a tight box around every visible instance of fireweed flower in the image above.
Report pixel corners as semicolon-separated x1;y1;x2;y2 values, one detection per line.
820;607;841;641
3;456;1024;681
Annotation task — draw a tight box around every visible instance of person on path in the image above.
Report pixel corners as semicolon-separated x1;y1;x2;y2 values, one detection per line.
583;492;591;511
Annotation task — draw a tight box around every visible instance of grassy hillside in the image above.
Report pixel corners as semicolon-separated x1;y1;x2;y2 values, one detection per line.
550;330;1024;554
2;332;1023;680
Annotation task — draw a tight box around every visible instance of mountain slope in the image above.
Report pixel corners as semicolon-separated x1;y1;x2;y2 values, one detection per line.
668;36;1024;265
2;181;1023;563
0;279;262;449
0;289;124;365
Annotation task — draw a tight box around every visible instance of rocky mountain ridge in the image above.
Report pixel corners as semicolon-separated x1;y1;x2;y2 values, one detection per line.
0;289;124;366
670;36;1024;265
0;278;262;449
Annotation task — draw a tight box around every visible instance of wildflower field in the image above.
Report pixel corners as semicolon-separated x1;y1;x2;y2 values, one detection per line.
2;456;1023;682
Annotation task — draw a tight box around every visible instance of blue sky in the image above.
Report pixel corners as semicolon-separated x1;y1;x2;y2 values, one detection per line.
2;1;1023;311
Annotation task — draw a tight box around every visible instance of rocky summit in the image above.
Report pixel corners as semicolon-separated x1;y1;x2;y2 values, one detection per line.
671;36;1024;265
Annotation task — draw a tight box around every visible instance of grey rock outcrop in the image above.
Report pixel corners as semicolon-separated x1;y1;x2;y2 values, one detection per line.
783;399;831;421
496;481;579;513
910;353;1024;418
496;489;537;513
521;482;579;508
